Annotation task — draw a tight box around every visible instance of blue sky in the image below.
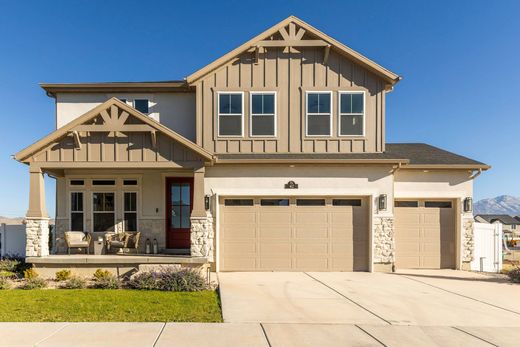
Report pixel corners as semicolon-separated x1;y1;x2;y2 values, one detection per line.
0;0;518;217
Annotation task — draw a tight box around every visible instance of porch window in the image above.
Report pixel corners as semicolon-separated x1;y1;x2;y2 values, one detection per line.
339;92;364;136
93;192;115;232
250;92;276;136
70;192;84;231
306;92;331;136
124;192;137;232
134;99;149;114
218;92;243;136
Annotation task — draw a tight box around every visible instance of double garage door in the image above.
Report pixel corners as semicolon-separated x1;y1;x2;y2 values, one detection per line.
219;197;369;271
394;200;456;269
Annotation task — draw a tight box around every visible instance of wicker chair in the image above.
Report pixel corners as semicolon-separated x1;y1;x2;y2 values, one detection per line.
106;232;141;253
64;231;92;255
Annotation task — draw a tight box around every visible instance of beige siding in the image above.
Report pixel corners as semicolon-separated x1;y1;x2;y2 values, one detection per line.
30;132;203;168
197;48;387;154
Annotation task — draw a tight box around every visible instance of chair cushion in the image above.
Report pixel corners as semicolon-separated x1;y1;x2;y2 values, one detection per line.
109;241;125;248
69;241;89;247
66;231;88;242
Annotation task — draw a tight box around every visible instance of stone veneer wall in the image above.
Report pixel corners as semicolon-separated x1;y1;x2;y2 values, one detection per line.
25;217;50;257
190;214;214;261
462;218;474;263
373;217;395;264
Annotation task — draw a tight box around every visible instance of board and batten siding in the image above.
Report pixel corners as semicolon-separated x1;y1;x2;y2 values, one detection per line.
196;47;387;154
31;132;203;167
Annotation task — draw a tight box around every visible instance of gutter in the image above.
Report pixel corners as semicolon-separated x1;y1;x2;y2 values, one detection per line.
469;168;483;180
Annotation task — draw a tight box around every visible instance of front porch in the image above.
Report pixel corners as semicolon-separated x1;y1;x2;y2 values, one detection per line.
15;98;216;268
27;254;211;279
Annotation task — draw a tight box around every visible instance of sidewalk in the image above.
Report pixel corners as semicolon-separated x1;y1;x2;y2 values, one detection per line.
2;322;519;347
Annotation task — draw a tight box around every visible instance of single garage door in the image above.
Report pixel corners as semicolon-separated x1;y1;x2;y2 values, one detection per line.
394;200;456;269
219;197;369;271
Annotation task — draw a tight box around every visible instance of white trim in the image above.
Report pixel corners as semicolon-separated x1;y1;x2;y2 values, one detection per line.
69;191;86;232
91;191;116;233
305;91;333;137
338;90;366;137
122;191;138;232
217;91;244;137
249;91;277;138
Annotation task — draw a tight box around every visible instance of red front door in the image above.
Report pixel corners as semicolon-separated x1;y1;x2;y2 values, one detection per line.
166;177;193;249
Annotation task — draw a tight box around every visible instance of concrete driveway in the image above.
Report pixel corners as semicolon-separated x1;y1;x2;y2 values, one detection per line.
218;270;520;326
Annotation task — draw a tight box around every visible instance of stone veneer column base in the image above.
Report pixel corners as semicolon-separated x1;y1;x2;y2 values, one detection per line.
462;218;475;267
190;214;214;261
25;217;50;257
373;216;395;270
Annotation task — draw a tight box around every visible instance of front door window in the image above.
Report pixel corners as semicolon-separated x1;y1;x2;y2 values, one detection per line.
171;183;191;229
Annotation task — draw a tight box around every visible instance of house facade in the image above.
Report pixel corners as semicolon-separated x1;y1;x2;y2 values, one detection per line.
16;16;489;272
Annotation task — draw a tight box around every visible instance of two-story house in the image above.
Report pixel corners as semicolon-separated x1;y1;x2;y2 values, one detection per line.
15;16;489;275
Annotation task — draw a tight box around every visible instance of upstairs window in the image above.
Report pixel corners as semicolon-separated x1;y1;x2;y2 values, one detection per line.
306;92;331;136
134;99;149;114
250;92;276;137
339;92;364;136
218;93;243;136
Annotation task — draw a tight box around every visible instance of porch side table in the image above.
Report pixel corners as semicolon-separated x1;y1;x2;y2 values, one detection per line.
93;240;105;255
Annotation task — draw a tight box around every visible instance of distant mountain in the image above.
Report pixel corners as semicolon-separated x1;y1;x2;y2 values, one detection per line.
474;195;520;216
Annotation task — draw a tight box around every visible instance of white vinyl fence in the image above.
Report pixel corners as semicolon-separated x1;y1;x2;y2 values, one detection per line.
0;223;26;258
471;222;502;273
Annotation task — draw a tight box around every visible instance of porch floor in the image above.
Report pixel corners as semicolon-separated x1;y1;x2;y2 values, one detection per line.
27;254;209;265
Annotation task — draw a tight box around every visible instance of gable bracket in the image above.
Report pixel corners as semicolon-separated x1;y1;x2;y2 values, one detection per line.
71;131;82;150
323;45;331;65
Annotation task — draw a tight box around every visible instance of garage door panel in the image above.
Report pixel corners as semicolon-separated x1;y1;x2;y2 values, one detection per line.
295;242;329;255
258;212;292;224
259;242;291;254
222;242;256;254
222;226;256;239
220;197;369;271
295;211;328;224
294;227;328;239
223;211;256;224
258;227;292;239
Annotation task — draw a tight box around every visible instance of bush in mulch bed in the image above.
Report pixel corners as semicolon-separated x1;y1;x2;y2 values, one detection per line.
507;267;520;283
128;268;208;292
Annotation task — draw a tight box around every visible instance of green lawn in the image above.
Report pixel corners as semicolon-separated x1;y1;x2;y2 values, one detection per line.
0;289;222;322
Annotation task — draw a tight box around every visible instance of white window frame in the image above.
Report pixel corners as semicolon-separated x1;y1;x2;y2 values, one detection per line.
133;99;149;114
69;191;85;232
217;91;244;137
91;191;116;233
338;91;365;137
305;91;333;137
249;91;277;137
122;191;138;232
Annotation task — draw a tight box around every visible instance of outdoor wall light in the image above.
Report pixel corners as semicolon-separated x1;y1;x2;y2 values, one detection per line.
378;194;387;211
463;197;473;213
204;195;211;211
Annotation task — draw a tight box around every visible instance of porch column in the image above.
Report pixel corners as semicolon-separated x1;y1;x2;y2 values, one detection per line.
25;164;50;257
190;166;214;260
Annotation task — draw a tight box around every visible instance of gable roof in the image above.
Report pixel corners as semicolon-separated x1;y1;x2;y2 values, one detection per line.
15;98;214;163
186;16;401;86
475;214;520;225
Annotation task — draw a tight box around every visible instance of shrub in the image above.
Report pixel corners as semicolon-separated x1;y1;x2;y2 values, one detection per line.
62;276;87;289
0;270;16;279
93;269;112;281
23;268;38;280
128;271;159;290
0;277;11;290
157;268;208;292
22;277;47;289
0;258;20;272
507;267;520;283
55;269;72;281
91;276;121;289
